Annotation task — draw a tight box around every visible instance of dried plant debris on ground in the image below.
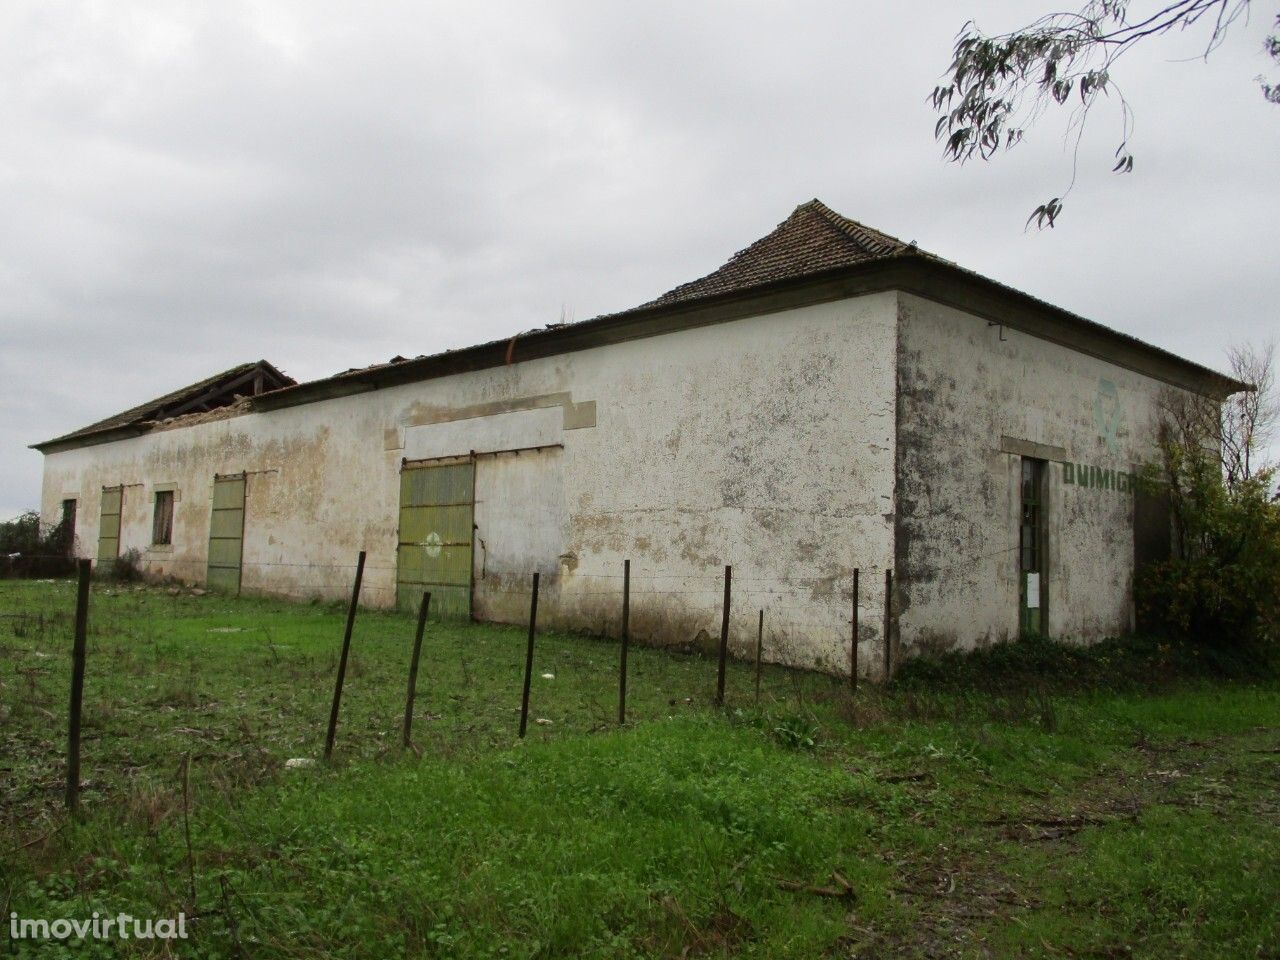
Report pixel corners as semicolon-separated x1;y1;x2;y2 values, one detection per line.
1;580;1277;959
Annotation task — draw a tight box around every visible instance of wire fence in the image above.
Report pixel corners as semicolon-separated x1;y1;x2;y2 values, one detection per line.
0;552;892;826
1;549;895;676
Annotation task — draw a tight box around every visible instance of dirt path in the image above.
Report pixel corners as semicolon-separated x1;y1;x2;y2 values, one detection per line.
841;726;1280;958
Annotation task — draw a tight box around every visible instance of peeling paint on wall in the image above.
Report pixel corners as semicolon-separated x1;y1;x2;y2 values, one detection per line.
41;285;1208;678
41;294;899;675
893;292;1191;655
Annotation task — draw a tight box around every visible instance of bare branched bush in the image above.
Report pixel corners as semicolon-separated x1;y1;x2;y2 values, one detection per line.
1222;341;1279;486
1140;342;1280;645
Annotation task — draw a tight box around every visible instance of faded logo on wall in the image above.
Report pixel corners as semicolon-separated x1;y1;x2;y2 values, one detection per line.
1063;462;1135;493
1093;378;1124;455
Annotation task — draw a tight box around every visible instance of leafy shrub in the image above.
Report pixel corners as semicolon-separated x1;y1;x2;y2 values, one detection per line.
0;510;77;578
1137;449;1280;648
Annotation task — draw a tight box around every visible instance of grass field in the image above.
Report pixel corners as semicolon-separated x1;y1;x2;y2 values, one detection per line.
1;579;1277;958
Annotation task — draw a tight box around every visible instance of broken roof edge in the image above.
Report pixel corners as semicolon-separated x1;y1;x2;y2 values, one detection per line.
249;252;1246;416
31;359;294;454
34;255;1247;457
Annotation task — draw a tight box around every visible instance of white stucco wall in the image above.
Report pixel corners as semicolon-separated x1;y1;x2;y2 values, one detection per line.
40;292;900;674
893;292;1190;656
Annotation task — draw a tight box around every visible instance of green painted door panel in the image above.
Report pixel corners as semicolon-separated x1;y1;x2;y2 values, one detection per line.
397;461;474;620
97;487;123;574
207;476;245;595
207;538;243;568
212;477;246;509
399;503;472;545
209;509;245;540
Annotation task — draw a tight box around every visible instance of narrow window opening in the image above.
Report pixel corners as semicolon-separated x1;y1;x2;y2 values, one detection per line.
152;490;175;546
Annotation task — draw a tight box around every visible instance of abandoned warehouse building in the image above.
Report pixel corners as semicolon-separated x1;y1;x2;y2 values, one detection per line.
33;200;1245;678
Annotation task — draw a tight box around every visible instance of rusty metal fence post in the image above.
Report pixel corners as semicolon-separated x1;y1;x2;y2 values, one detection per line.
324;551;366;761
518;572;540;738
65;559;91;815
402;591;431;749
883;568;894;682
618;559;630;725
754;609;763;706
714;565;732;707
851;569;860;692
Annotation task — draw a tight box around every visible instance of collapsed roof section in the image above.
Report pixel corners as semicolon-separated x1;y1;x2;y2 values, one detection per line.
33;361;294;453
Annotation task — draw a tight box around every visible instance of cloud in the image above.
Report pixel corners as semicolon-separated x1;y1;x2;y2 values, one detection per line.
2;0;1278;516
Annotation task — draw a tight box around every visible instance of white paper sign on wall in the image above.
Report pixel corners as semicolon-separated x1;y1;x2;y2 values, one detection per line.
1026;573;1040;608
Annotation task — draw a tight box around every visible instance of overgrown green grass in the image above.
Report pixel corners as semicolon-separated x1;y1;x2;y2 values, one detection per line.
1;580;1277;958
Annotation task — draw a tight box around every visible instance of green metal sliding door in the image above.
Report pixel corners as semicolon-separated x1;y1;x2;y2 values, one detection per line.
397;460;474;619
96;486;122;574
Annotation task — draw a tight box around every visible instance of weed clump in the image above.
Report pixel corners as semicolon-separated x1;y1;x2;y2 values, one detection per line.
109;548;144;583
893;632;1278;697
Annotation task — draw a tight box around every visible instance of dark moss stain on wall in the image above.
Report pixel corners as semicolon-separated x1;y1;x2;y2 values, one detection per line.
893;299;1007;655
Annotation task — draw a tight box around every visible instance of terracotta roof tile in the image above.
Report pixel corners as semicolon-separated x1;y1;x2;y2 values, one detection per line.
645;199;912;308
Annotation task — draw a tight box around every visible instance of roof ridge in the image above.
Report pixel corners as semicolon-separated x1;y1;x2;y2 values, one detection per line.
643;199;914;309
798;199;909;256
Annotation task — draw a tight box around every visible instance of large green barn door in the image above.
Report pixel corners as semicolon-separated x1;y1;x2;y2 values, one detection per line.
207;475;246;594
96;486;123;574
397;460;474;619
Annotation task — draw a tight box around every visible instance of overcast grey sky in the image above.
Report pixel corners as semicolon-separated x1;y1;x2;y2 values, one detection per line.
2;1;1277;517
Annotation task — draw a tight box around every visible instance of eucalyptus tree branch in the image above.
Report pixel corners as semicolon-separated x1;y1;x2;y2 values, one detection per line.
932;0;1269;227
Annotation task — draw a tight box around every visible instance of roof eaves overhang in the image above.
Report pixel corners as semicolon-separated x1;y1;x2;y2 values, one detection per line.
31;424;151;456
37;255;1245;451
249;257;922;414
251;252;1244;415
894;257;1247;400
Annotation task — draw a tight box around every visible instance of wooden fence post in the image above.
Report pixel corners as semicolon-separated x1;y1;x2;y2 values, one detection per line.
618;559;630;725
324;551;366;761
66;558;91;815
402;591;431;749
715;565;731;707
518;572;540;738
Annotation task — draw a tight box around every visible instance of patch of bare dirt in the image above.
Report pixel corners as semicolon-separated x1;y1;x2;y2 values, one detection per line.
828;727;1280;958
